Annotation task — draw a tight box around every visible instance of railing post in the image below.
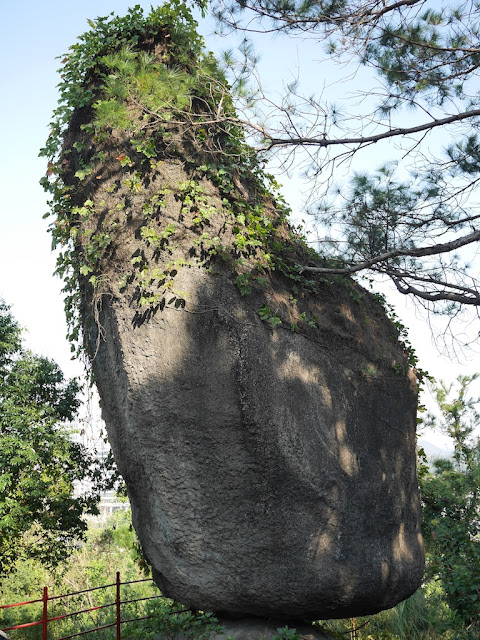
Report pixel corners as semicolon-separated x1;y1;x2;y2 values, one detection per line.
116;571;121;640
42;586;48;640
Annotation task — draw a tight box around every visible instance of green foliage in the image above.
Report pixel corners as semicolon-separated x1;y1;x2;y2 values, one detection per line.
40;2;288;352
178;179;217;225
40;2;234;166
320;583;476;640
325;164;455;266
40;2;207;156
364;6;480;108
138;602;222;640
98;46;195;123
234;272;252;295
258;304;282;327
0;300;104;578
299;311;317;328
420;375;480;628
94;97;131;130
0;509;222;640
273;627;300;640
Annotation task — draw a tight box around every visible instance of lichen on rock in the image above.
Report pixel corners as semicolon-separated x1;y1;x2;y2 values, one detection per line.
42;3;424;621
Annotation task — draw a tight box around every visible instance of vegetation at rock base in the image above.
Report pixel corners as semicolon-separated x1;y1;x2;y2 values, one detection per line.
0;299;109;577
0;509;222;640
420;375;480;629
0;505;478;640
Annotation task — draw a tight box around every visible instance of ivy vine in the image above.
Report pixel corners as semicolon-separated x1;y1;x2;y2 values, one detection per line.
40;2;306;352
40;1;416;385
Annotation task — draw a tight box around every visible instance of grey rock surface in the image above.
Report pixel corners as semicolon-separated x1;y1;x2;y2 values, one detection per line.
87;242;424;619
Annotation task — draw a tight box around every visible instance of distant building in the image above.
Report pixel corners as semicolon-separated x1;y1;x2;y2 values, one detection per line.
96;490;130;521
70;391;130;520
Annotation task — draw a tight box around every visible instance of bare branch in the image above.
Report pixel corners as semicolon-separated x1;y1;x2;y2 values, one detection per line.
392;278;480;305
263;108;480;150
386;268;480;296
298;228;480;275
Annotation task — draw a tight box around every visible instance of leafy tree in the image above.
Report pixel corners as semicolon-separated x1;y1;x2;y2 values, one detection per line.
0;299;102;578
420;374;480;628
210;0;480;324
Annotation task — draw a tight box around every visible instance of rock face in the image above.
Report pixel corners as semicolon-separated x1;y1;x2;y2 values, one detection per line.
75;140;425;617
57;23;424;620
88;255;424;619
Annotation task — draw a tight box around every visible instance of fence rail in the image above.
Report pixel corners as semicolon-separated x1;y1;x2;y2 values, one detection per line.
0;572;161;640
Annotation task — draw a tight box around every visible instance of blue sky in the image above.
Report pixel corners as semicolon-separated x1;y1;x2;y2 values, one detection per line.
0;1;478;446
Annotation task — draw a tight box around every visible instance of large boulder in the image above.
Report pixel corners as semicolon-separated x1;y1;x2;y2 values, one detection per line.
50;11;424;620
87;229;423;619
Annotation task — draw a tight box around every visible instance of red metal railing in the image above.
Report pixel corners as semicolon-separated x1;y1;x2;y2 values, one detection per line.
0;572;162;640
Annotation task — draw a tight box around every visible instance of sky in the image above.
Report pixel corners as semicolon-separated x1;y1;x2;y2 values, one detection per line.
0;0;478;449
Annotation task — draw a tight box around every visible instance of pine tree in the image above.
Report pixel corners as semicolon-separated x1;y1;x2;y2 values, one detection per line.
211;1;480;321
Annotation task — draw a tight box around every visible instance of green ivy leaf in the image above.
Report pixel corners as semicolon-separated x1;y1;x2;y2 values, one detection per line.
258;305;271;320
79;265;92;275
268;315;282;327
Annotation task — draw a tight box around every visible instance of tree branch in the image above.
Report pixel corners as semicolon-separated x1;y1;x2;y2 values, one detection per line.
298;228;480;275
392;277;480;305
263;108;480;149
386;268;480;297
217;0;424;33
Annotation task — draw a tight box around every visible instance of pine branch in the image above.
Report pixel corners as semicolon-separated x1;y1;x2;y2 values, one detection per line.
263;108;480;149
392;278;480;305
297;228;480;274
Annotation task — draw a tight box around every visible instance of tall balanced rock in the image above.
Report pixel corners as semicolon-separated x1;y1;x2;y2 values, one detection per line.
43;6;424;620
